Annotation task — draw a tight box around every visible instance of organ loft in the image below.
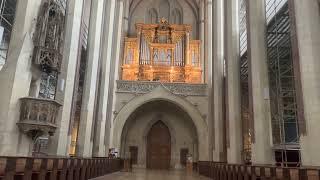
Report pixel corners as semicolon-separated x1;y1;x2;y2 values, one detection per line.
1;0;320;179
122;18;202;83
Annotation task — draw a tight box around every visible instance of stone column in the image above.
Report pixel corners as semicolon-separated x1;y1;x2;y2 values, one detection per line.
206;0;214;161
292;0;320;166
47;0;84;156
92;0;116;157
118;1;130;71
212;0;226;162
122;0;130;36
28;72;41;98
108;0;125;149
0;0;42;156
76;0;104;157
118;0;129;77
225;0;242;164
246;0;273;164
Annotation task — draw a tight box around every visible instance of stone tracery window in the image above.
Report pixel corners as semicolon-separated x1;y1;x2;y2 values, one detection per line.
159;0;170;21
0;0;17;71
39;71;58;99
171;9;182;24
148;8;158;24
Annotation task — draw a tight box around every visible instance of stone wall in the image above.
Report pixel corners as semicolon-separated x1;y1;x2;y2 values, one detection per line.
111;81;209;164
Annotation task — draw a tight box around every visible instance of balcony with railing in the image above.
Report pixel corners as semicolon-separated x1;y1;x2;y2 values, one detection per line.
17;97;62;139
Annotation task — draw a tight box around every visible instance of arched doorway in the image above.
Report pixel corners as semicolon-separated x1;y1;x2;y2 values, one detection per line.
147;121;171;169
113;86;209;164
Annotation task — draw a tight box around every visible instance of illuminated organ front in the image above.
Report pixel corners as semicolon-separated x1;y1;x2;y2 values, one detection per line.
122;18;202;83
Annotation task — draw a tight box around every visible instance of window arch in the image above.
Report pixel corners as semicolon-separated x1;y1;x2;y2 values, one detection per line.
147;8;158;24
0;0;17;71
171;8;182;24
159;0;170;20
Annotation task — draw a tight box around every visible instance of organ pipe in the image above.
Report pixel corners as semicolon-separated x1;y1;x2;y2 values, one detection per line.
121;18;202;83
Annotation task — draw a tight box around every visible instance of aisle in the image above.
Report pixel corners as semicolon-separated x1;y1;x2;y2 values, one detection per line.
91;168;211;180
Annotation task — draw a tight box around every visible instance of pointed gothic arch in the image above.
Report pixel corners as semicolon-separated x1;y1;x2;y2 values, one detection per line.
159;0;170;20
147;8;158;23
171;8;182;24
146;120;171;169
112;86;209;161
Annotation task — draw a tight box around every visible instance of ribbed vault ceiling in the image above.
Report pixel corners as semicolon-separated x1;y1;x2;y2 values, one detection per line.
129;0;201;14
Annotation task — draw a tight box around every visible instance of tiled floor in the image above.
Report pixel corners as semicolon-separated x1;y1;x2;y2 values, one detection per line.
91;168;211;180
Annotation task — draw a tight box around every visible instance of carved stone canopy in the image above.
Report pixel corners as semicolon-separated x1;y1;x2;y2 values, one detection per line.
32;0;66;73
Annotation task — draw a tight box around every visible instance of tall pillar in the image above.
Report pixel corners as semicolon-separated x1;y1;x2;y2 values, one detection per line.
225;0;242;163
108;0;125;149
206;0;214;161
118;0;129;76
212;0;226;162
292;0;320;166
122;0;130;36
47;0;84;156
246;0;273;164
0;0;42;156
76;0;104;157
93;0;116;157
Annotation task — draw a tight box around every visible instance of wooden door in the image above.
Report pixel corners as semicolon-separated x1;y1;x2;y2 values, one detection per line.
129;146;138;164
147;121;171;169
180;148;189;166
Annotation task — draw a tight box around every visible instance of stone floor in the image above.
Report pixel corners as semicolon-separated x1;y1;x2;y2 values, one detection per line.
91;168;211;180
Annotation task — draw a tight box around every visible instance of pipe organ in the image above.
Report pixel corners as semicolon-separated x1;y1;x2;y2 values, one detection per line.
122;18;202;83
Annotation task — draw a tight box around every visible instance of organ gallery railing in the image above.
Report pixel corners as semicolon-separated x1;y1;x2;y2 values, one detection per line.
122;18;202;83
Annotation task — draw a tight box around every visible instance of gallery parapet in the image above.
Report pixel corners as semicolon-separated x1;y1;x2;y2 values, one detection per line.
116;80;208;96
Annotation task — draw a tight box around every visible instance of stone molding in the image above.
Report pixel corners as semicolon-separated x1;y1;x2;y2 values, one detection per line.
116;80;208;96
